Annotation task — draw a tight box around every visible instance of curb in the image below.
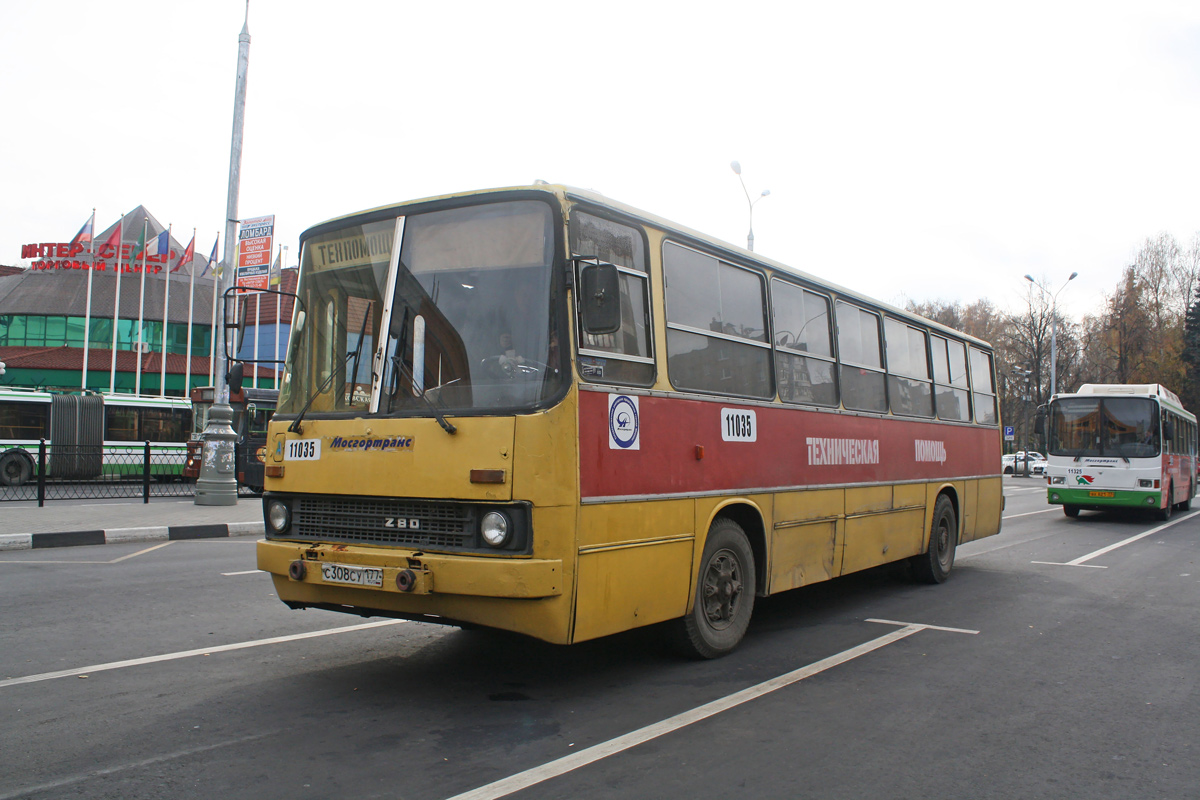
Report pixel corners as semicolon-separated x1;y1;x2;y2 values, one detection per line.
0;521;265;552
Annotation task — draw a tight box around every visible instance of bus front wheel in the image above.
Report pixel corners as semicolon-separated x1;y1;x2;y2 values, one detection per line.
912;494;957;584
673;518;756;659
0;451;33;487
1063;505;1080;518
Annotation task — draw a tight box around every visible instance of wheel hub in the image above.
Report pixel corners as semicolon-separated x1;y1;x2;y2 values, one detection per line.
702;551;743;626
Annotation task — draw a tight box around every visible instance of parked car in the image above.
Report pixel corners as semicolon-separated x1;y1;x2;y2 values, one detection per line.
1003;452;1046;475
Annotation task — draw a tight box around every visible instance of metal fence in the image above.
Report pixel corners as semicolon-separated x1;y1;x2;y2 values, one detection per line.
0;441;196;504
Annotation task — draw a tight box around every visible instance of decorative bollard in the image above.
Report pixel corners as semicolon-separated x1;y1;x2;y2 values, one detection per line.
194;403;239;506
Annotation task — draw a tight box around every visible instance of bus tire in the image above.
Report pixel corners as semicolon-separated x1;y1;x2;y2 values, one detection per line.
912;494;957;584
673;517;756;659
0;450;33;487
1182;483;1193;512
1063;505;1080;518
1156;484;1173;522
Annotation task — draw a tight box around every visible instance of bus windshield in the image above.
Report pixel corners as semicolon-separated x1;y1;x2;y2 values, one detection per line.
1049;396;1159;459
279;199;564;417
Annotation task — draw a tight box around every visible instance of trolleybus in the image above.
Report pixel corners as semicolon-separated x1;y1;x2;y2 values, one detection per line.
256;184;1003;657
1042;383;1197;519
0;388;191;486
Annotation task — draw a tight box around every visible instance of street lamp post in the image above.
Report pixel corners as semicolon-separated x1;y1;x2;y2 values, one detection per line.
1011;366;1033;475
196;4;251;507
730;161;769;251
1024;271;1078;398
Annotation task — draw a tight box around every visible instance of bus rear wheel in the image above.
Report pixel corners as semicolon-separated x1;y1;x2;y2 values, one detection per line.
673;518;756;659
1156;484;1173;522
0;451;33;487
912;494;956;584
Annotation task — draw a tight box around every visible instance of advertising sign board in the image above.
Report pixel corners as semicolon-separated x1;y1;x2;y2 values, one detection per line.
237;215;274;290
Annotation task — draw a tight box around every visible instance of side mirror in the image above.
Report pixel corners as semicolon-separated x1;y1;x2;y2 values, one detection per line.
1034;408;1047;438
293;309;306;334
227;361;245;393
578;260;621;335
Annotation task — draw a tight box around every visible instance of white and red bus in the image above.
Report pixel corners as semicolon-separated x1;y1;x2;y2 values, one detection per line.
1043;383;1197;519
256;184;1003;657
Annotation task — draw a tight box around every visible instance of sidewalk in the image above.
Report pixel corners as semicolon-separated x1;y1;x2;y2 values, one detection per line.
0;497;265;551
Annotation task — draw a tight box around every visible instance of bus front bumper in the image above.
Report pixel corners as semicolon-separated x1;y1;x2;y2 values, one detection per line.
1047;487;1161;509
256;539;563;599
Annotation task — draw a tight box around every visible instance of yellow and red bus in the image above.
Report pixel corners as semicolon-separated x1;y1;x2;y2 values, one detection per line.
256;185;1003;657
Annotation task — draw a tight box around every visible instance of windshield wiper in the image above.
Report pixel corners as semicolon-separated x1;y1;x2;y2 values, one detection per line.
389;355;457;435
288;314;371;435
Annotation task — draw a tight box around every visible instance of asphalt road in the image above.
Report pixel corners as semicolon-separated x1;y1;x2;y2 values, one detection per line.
2;478;1198;799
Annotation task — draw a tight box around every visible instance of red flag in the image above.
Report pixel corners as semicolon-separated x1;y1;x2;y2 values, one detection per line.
172;234;195;273
99;220;123;257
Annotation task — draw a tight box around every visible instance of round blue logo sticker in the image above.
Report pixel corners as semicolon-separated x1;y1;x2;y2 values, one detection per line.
609;395;639;449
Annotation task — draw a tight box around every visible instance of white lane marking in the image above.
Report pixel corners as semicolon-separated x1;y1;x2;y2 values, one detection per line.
0;620;405;689
0;541;175;565
107;541;174;563
0;732;277;800
865;618;979;635
1004;508;1061;520
1034;509;1200;568
221;569;261;576
444;620;974;800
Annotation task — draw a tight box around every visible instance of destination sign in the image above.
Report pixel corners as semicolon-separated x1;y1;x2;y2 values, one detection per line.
310;228;394;272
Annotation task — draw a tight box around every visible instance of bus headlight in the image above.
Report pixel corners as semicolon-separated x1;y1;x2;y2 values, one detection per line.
480;511;510;547
267;499;291;534
1139;479;1153;488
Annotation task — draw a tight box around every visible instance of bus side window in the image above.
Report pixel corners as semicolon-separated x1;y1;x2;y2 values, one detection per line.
931;336;971;421
884;317;933;418
663;242;771;399
835;301;887;413
570;211;654;386
105;407;139;441
968;346;998;425
0;400;49;440
772;280;837;407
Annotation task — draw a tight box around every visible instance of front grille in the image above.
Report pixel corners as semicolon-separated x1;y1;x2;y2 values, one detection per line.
292;496;475;549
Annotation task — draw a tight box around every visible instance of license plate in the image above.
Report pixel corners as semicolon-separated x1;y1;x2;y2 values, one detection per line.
321;562;383;587
1088;491;1115;498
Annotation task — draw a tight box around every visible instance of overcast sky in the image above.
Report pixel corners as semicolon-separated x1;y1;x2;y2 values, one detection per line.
3;1;1199;325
